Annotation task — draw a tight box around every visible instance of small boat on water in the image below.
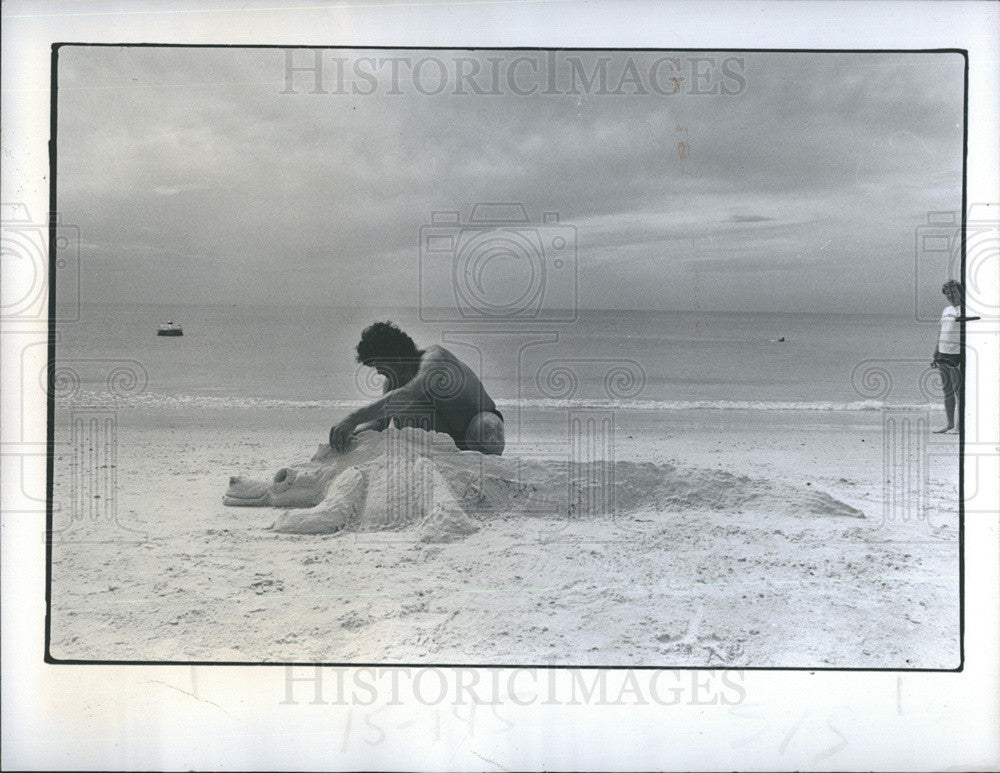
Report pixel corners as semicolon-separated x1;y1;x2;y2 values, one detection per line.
157;321;183;337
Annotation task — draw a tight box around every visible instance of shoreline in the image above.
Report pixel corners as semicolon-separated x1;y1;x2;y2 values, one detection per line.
61;389;944;414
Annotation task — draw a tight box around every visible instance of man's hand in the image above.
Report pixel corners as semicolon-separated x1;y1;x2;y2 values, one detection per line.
353;417;385;433
329;421;354;453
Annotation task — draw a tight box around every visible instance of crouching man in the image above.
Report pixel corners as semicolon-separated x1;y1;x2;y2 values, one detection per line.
329;321;504;455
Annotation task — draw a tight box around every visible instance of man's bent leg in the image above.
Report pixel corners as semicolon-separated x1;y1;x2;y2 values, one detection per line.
463;411;505;455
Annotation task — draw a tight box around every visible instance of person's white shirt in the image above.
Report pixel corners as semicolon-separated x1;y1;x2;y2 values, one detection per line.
938;305;961;355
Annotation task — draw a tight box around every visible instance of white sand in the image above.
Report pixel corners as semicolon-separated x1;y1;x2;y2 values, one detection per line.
49;404;960;667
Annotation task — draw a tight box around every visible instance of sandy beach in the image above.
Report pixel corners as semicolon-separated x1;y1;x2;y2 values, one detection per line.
48;403;960;668
9;32;991;772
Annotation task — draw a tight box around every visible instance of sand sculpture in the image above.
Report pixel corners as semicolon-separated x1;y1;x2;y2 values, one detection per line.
224;426;864;541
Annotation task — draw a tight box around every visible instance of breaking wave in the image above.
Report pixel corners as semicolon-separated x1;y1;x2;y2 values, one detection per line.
63;390;934;413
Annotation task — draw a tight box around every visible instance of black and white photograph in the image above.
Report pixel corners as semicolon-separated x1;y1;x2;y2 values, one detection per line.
2;1;998;770
46;44;968;668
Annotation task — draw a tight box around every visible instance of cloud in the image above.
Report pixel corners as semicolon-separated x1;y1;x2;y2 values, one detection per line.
729;214;773;223
690;256;822;274
55;47;964;313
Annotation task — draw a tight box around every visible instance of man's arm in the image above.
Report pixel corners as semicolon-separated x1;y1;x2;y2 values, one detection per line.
350;378;396;434
341;378;428;429
329;364;435;450
330;386;418;446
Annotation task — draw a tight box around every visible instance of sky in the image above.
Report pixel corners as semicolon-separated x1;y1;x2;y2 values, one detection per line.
56;47;964;314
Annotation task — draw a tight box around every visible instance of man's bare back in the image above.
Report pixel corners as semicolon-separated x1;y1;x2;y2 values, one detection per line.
329;323;504;455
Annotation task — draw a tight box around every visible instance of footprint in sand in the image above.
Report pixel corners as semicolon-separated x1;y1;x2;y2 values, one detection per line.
655;607;747;665
340;609;373;630
249;577;285;594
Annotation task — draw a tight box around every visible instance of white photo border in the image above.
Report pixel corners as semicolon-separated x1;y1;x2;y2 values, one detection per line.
2;1;997;770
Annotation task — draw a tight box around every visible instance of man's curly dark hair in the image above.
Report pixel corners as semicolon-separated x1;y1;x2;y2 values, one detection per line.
355;321;420;366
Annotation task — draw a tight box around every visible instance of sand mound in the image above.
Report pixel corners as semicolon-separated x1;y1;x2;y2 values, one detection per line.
427;451;864;520
418;504;482;543
269;456;481;539
227;426;863;538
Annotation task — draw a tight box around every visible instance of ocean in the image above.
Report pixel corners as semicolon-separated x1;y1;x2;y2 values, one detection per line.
54;303;943;411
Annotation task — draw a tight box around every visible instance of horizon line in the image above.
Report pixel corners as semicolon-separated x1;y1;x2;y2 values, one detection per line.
72;301;925;318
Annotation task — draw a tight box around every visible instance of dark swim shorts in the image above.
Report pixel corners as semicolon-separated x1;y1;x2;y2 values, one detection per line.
452;408;504;451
